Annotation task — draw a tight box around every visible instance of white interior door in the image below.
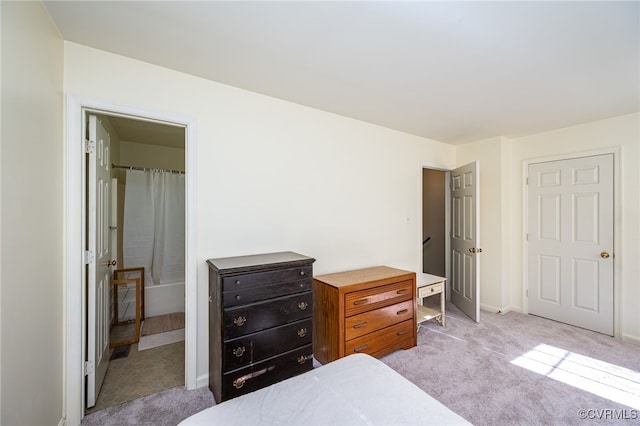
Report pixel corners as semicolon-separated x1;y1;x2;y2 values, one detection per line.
527;154;614;335
450;161;480;322
86;115;113;407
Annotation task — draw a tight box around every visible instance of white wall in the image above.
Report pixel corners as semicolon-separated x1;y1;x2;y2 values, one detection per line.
1;2;64;425
63;42;456;388
507;114;640;342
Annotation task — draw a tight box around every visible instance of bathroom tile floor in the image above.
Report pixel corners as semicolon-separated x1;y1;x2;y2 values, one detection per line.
86;340;184;414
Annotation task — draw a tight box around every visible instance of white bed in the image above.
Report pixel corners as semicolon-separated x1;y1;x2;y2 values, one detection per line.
179;353;470;425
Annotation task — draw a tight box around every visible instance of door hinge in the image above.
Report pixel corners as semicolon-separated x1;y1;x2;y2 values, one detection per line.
85;139;96;154
526;177;529;185
526;289;529;297
84;250;95;264
84;361;94;376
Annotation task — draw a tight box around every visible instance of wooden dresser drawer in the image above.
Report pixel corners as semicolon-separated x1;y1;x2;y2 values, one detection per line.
345;320;415;357
345;279;413;317
223;279;311;308
222;344;313;401
223;291;312;339
223;318;312;371
345;299;413;341
222;266;312;291
418;282;444;299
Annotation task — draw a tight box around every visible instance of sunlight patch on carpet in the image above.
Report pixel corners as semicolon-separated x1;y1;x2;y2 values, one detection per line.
511;343;640;409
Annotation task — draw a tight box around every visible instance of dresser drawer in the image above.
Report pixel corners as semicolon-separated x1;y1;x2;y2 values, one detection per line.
345;319;414;357
223;318;312;371
224;291;312;339
345;299;413;341
222;344;313;400
222;266;312;291
344;280;413;317
418;282;444;299
223;278;311;308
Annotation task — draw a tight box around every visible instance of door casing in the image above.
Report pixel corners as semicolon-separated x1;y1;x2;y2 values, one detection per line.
64;95;197;425
522;147;622;338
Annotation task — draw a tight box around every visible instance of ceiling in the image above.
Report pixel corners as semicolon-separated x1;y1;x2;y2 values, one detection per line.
44;1;639;145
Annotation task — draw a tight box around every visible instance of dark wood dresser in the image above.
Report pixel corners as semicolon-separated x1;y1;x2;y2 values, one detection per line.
313;266;416;364
207;251;315;403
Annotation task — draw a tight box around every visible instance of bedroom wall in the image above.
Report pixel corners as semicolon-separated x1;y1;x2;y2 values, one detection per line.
63;41;456;386
1;2;64;425
507;113;640;343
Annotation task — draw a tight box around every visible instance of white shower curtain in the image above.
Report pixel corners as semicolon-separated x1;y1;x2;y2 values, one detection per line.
123;169;185;285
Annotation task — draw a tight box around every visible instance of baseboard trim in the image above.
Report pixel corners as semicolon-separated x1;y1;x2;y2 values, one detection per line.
196;373;209;389
622;334;640;345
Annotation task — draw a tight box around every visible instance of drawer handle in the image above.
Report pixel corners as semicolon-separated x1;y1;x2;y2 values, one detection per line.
235;280;241;286
396;309;408;315
396;289;408;295
353;321;368;329
299;270;306;276
397;329;409;336
232;366;274;389
233;315;247;326
233;346;246;357
431;288;435;293
353;298;368;306
297;328;307;337
297;355;311;364
298;301;309;310
353;344;368;353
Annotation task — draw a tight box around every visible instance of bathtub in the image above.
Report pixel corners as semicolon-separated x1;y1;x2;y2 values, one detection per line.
144;280;185;317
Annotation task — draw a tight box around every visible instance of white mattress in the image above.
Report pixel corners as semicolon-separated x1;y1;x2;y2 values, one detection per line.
179;353;470;425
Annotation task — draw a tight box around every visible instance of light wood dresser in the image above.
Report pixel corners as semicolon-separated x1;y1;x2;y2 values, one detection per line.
313;266;417;364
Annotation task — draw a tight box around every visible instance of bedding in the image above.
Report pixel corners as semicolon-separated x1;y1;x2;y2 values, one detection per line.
179;353;470;425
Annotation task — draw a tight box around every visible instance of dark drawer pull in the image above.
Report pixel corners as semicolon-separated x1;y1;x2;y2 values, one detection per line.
232;366;275;389
353;321;368;329
297;355;311;364
396;309;408;315
397;329;409;336
396;289;408;295
233;346;246;357
297;328;307;337
353;344;368;353
353;298;368;306
233;315;247;326
298;301;309;310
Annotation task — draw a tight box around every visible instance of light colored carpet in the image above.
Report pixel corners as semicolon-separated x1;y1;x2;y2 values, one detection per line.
82;385;211;426
382;303;639;425
83;304;639;425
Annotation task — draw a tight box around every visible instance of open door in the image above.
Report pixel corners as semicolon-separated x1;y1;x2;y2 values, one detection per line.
86;114;114;407
450;161;481;322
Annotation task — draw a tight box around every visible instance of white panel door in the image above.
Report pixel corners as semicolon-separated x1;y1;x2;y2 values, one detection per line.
528;154;614;335
450;161;480;322
86;115;113;407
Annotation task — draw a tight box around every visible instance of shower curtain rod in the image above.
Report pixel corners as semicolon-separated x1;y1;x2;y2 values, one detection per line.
112;164;184;174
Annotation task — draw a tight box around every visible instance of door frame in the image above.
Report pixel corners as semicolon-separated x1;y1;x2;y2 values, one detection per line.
63;94;198;424
522;147;622;338
420;163;451;296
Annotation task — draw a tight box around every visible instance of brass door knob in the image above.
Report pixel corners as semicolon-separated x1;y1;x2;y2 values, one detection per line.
600;252;610;259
